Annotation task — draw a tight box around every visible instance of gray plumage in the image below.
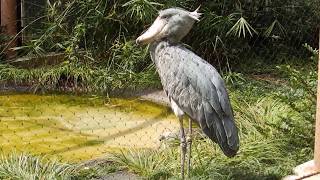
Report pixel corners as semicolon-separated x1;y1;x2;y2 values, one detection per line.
150;41;239;157
136;7;239;178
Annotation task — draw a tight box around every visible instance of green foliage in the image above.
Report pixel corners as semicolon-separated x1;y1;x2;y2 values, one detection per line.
0;61;160;93
0;0;318;91
0;153;76;180
263;20;286;38
97;56;316;179
223;71;246;86
303;43;319;59
111;150;171;179
0;68;315;179
274;46;317;148
72;161;119;180
0;1;318;177
192;1;317;63
105;93;312;179
123;0;163;23
277;44;317;117
14;0;320;62
226;17;257;38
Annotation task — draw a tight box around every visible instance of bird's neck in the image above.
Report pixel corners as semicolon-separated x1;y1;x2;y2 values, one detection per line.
149;39;184;66
149;40;170;64
150;38;179;50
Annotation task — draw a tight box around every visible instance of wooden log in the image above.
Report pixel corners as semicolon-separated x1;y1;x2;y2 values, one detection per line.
1;0;17;59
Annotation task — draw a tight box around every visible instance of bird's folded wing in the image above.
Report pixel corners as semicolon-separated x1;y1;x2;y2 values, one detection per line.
155;45;239;157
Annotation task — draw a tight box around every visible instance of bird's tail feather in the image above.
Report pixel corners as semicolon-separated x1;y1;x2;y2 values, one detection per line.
201;103;239;157
219;115;239;157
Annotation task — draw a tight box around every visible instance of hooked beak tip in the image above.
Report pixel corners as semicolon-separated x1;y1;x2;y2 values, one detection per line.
136;37;144;45
136;39;140;45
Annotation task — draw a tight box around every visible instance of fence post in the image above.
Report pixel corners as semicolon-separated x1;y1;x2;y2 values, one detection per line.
314;29;320;172
1;0;17;59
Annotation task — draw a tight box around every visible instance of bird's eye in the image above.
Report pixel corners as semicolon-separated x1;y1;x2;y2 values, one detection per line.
162;15;169;19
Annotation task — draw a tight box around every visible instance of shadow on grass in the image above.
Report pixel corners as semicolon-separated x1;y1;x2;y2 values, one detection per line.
190;166;283;180
228;169;281;180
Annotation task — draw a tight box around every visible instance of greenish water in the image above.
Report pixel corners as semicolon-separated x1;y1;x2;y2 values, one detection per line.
0;93;179;162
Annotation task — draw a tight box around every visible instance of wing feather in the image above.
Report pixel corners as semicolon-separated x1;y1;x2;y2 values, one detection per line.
153;42;239;157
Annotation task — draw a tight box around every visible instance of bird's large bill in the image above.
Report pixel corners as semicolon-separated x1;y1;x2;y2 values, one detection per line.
136;17;166;45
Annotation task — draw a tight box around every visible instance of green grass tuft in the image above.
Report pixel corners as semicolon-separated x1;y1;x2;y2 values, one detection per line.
0;153;76;180
105;80;314;179
110;149;172;179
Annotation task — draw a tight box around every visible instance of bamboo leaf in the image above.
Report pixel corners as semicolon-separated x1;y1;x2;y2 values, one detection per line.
227;17;257;38
263;19;286;38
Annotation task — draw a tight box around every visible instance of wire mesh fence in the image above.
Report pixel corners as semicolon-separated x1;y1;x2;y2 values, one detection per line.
0;0;320;179
0;92;182;162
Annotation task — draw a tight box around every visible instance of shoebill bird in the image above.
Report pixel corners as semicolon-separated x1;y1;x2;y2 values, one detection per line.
136;7;239;179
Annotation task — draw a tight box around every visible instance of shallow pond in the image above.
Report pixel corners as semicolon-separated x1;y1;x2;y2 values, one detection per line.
0;93;179;162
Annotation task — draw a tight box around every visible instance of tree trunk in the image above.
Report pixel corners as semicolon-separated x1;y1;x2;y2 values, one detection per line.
1;0;17;59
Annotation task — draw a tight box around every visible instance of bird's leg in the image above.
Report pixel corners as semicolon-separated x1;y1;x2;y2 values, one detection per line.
179;116;186;180
187;118;192;177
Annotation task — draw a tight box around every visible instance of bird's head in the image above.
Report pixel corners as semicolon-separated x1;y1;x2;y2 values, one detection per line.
136;7;201;45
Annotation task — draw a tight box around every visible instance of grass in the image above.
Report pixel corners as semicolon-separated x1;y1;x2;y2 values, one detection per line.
0;58;316;179
0;62;160;94
108;98;309;180
0;153;76;180
0;0;317;178
72;160;120;180
110;149;172;179
103;63;315;179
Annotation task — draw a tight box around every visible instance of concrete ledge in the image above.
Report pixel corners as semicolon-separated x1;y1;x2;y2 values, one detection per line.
283;160;320;180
